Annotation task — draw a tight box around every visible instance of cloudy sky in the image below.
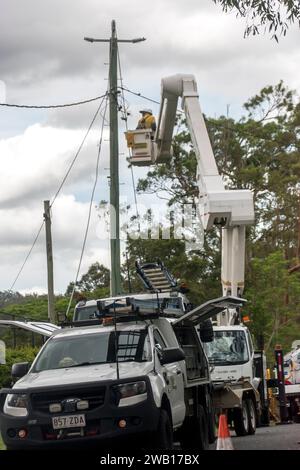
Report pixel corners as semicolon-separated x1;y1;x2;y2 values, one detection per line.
0;0;299;295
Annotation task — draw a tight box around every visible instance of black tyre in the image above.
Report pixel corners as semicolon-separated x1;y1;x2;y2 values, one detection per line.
246;399;257;435
180;405;209;450
290;399;300;423
153;409;173;450
260;406;270;426
233;399;249;436
207;399;217;444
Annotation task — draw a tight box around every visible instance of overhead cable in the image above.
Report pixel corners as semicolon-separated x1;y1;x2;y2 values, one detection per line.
50;93;108;208
120;86;160;105
121;85;296;144
9;94;108;292
9;222;45;292
117;51;140;225
0;94;106;109
66;94;109;317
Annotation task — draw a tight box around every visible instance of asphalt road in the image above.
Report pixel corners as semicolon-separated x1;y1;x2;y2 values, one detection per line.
1;423;299;451
211;423;300;450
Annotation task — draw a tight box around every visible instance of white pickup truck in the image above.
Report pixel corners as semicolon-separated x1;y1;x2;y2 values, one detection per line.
0;295;242;450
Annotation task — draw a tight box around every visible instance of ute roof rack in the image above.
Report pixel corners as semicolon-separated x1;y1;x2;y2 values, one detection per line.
64;297;162;328
136;260;177;293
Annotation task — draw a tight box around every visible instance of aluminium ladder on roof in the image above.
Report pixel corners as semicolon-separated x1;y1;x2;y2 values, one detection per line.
136;260;177;293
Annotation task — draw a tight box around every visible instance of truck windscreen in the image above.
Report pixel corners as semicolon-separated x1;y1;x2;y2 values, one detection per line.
32;330;151;372
204;330;249;365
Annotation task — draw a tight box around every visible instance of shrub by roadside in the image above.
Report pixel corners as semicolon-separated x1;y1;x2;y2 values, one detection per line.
0;347;39;387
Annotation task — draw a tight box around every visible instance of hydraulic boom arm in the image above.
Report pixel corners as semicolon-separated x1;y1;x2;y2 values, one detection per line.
155;74;254;325
127;74;255;325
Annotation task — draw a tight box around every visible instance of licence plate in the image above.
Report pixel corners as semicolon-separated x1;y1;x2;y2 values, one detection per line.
52;414;86;430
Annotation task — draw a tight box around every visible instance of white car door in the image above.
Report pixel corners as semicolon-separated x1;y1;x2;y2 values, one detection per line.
153;328;185;426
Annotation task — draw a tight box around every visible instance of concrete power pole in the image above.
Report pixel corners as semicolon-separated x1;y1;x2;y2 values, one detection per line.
84;21;145;296
43;200;56;324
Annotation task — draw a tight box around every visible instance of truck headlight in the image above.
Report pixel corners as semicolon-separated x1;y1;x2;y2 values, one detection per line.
4;394;28;417
112;381;147;407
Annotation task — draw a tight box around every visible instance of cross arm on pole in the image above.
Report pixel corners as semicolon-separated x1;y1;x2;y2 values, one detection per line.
84;37;146;43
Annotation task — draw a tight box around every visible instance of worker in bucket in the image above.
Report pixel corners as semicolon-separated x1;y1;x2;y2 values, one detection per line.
136;108;156;132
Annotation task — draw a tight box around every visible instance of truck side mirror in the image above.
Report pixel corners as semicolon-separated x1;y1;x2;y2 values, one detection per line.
160;347;185;365
11;362;30;379
57;312;67;324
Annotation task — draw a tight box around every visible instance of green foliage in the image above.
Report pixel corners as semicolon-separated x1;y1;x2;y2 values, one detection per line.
213;1;300;40
0;296;48;320
0;291;23;309
65;262;110;296
133;80;300;355
0;295;80;322
0;347;39;388
124;224;221;305
244;252;300;356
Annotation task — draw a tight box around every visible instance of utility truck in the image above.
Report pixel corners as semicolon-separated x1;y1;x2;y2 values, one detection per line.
0;288;243;450
126;73;268;435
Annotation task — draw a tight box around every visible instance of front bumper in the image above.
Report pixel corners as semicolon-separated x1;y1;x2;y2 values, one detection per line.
212;380;261;411
0;376;160;449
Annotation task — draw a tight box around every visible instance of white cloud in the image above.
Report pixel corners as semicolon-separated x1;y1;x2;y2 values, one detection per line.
0;194;111;293
0;123;110;209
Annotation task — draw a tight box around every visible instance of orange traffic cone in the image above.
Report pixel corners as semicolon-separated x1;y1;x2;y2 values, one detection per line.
216;414;234;450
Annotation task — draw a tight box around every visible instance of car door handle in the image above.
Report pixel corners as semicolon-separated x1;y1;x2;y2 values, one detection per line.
176;369;182;375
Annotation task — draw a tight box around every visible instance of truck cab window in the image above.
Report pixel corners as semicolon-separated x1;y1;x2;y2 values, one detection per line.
204;330;249;365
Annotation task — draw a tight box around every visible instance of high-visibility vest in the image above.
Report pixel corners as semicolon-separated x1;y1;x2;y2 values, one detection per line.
137;114;156;131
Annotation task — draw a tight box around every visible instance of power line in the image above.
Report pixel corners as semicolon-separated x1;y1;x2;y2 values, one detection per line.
121;85;296;144
117;50;140;224
9;222;45;291
120;85;160;105
50;93;108;208
0;94;106;109
66;94;109;317
9;94;108;292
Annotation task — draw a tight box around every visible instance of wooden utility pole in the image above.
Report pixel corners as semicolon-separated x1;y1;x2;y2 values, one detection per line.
84;21;145;296
109;20;121;296
43;200;56;323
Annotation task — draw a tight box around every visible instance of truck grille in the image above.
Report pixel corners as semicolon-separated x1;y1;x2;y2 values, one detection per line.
31;387;106;414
